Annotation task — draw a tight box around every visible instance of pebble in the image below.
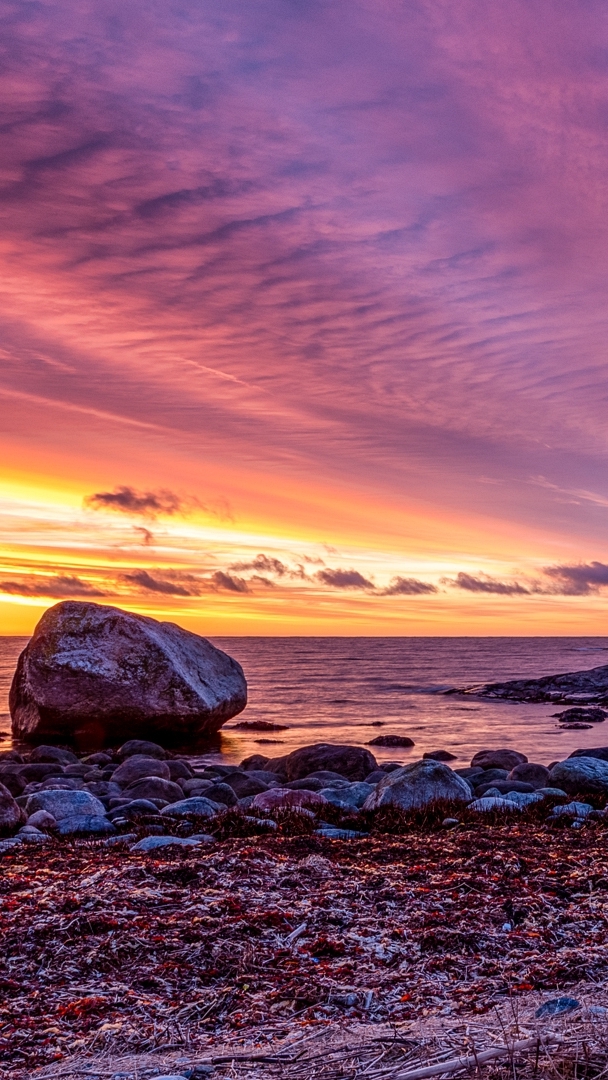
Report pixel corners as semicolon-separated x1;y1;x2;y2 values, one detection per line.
468;797;521;812
535;997;579;1017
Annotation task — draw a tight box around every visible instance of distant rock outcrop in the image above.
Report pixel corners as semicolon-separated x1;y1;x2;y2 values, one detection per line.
448;663;608;705
10;601;247;747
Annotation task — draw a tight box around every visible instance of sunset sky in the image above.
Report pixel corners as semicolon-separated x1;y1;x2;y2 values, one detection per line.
1;0;608;634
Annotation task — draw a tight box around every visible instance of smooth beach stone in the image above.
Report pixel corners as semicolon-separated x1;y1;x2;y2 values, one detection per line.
30;745;79;765
39;777;84;790
423;750;457;761
0;838;23;853
321;782;373;808
0;782;23;830
503;791;545;806
475;780;534;796
535;787;568;798
202;782;239;807
182;778;214;795
63;764;90;777
470;749;528;771
25;788;106;820
123;777;185;804
166;759;194;781
364;770;388;784
82;752;113;766
17;825;49;843
316;826;368;839
568;747;608;762
27;809;57;830
222;772;269;797
508;762;551;788
548;800;594;819
0;751;24;763
112;755;171;787
240;754;270;771
381;762;407;773
131;835;203;852
251;787;328;811
264;743;377;783
107;798;161;820
468;797;521;812
10;600;247;745
245;769;284;785
284;777;325;791
18;764;65;782
455;767;485;779
160;796;219;818
550;756;608;795
56;814;116;836
363;760;472;811
117;739;168;760
104;833;138;846
85;781;122;799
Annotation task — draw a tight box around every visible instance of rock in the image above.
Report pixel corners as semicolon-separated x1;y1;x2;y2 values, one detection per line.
423;750;457;761
468;797;521;812
381;762;406;772
222;773;269;798
367;735;415;747
0;782;23;830
553;707;607;722
245;769;283;785
569;747;608;762
123;777;185;804
363;760;472;811
503;791;545;807
265;744;377;783
364;770;388;784
182;778;214;796
117;739;168;760
203;783;239;807
104;833;138;846
251;788;329;811
83;752;113;766
442;817;460;828
40;777;84;790
85;781;122;799
56;815;116;836
240;754;270;771
10;600;247;745
160;797;219;818
550;757;608;795
18;764;65;782
25;788;106;821
131;835;204;852
166;760;194;781
470;749;528;771
63;764;90;777
548;801;594;820
0;838;23;854
508;762;551;788
455;767;485;779
451;663;608;705
316;827;367;839
27;809;57;830
475;780;534;796
107;799;161;820
320;782;373;808
30;745;79;764
17;825;49;843
535;997;579;1018
0;751;23;762
536;787;568;798
112;755;171;787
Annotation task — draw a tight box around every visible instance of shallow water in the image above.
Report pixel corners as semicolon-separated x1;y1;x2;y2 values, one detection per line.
2;636;608;767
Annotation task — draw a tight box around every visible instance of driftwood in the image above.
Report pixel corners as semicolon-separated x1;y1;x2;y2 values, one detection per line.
393;1034;562;1080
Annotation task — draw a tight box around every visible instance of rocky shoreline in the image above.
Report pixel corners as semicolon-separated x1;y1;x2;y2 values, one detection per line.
449;662;608;705
4;738;608;854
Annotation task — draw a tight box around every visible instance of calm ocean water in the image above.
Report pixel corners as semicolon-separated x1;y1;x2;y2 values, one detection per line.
2;636;608;767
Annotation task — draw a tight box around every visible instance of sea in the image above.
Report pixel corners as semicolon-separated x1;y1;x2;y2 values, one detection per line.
2;636;608;768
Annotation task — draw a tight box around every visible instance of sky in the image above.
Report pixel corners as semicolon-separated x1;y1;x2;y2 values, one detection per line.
1;0;608;634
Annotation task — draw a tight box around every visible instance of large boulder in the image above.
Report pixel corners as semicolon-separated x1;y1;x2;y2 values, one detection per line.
0;782;23;831
10;600;247;746
265;743;377;782
508;763;551;788
470;749;527;771
569;747;608;762
363;760;472;811
549;756;608;795
251;788;329;811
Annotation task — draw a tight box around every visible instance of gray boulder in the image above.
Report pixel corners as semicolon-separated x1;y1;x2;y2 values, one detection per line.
320;782;373;808
0;782;23;830
25;788;106;820
468;796;520;812
56;815;116;837
363;760;472;811
471;749;527;771
160;797;219;818
27;809;57;830
508;762;551;788
131;835;204;852
10;600;247;745
202;782;239;807
117;739;167;760
124;776;184;804
550;756;608;795
266;743;377;782
112;755;171;787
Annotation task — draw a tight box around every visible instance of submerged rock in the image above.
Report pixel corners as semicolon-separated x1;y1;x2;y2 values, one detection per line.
10;600;247;747
363;760;472;811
